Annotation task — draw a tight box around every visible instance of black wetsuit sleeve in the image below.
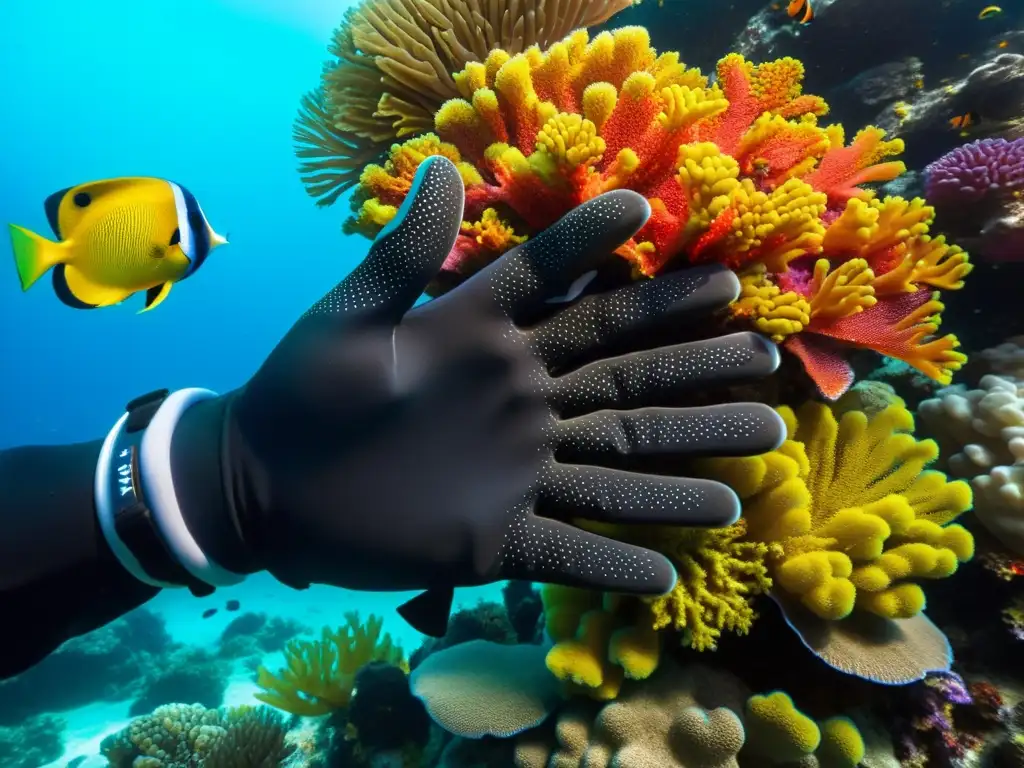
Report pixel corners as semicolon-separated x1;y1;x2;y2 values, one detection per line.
0;439;159;680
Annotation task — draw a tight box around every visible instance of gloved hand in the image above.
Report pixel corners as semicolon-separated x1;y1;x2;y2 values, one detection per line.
174;156;784;636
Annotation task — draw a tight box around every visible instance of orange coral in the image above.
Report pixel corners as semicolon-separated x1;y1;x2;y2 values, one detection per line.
345;27;971;399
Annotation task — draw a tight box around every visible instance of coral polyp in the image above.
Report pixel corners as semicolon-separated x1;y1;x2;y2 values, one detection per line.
345;27;972;399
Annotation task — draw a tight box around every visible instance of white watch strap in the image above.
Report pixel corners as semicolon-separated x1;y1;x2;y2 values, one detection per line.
95;412;176;589
139;388;247;588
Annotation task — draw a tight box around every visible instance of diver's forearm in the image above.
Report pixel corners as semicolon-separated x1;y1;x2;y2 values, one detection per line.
0;438;159;680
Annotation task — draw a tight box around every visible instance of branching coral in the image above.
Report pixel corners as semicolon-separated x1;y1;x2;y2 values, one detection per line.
539;520;771;700
294;0;640;204
345;26;971;399
699;402;974;624
254;612;407;716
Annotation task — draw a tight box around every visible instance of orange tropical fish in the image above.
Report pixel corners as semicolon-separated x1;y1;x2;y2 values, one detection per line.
949;111;979;130
787;0;814;24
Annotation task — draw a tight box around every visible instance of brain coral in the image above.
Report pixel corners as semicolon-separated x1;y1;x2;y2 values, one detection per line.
345;26;971;399
924;138;1024;207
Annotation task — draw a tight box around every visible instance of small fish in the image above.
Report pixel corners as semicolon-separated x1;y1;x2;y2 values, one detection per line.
949;111;979;130
225;599;241;611
979;5;1002;19
998;40;1009;49
787;0;814;24
202;608;218;619
913;77;925;89
7;177;227;313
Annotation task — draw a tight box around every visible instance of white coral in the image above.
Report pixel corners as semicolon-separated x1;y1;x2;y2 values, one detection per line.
978;335;1024;381
919;374;1024;555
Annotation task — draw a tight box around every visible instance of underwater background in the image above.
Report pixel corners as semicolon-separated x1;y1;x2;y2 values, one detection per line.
3;0;1024;766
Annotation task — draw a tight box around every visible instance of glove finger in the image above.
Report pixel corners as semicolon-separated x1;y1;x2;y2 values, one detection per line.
468;190;650;318
304;155;464;324
499;513;678;595
528;264;740;369
539;463;740;527
554;403;786;464
549;331;780;418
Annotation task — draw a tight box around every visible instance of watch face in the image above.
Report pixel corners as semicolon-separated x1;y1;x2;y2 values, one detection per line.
112;442;141;504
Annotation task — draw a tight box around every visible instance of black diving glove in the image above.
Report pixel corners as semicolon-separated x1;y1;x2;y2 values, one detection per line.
164;156;784;636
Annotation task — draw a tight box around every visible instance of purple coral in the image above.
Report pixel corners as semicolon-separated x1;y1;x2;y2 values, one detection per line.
924;138;1024;206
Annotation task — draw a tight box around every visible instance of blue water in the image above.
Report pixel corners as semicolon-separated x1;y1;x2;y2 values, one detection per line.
0;3;502;761
0;0;362;448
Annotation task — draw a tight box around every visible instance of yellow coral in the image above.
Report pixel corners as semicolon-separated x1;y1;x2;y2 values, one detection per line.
817;716;866;767
745;692;821;762
676;143;742;230
821;197;933;259
461;208;528;253
718;177;827;270
544;604;626;700
698;403;974;622
533;112;606;179
643;520;772;651
344;134;482;237
540;518;770;698
873;234;974;294
254;613;407;716
806;258;877;323
566;518;773;653
658;84;728;131
734;268;811;341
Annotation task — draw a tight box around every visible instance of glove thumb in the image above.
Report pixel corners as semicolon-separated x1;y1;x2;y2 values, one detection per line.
306;155;465;325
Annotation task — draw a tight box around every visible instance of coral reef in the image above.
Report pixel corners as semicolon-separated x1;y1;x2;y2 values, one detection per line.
0;607;171;725
218;613;310;660
129;647;230;717
515;661;747;768
345;26;971;399
0;714;65;768
294;0;640;204
101;703;294;768
878;670;1019;767
411;640;563;738
255;612;407;716
534;398;972;690
515;659;867;768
